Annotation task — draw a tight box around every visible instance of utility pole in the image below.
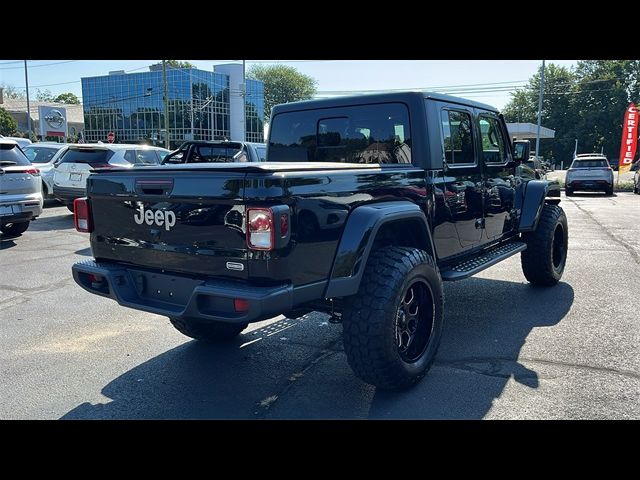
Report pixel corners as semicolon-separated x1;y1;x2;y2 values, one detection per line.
162;60;170;149
535;59;546;161
242;60;246;141
24;60;32;138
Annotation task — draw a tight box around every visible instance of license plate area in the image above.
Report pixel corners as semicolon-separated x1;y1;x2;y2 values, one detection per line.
0;205;19;215
129;269;202;305
69;173;82;182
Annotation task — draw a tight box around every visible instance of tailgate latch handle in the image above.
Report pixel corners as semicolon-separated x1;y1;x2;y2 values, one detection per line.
135;178;174;196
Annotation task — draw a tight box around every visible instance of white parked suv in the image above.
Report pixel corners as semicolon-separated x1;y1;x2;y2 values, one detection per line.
53;144;170;211
0;139;43;236
22;142;68;199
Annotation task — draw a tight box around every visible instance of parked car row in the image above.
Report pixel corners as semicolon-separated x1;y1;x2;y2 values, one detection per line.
52;144;170;211
1;138;267;236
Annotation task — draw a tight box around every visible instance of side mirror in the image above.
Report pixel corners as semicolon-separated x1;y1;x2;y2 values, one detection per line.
513;140;530;163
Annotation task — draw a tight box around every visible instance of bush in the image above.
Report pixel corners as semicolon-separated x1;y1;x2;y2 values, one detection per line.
0;107;18;135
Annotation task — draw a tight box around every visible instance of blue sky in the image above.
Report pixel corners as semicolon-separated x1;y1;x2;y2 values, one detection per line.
0;60;578;110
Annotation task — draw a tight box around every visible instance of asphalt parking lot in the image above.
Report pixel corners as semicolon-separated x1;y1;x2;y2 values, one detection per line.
1;193;638;419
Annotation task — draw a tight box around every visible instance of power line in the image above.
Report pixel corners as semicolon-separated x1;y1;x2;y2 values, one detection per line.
0;60;78;70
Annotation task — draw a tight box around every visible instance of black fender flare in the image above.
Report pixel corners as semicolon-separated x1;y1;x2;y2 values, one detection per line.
517;180;561;232
324;201;436;298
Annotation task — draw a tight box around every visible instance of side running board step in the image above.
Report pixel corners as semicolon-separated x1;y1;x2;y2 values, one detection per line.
440;241;527;281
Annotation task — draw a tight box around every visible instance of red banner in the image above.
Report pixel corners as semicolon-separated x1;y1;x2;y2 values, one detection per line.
618;103;638;174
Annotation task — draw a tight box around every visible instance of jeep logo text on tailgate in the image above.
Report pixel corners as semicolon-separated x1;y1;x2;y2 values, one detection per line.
134;204;176;231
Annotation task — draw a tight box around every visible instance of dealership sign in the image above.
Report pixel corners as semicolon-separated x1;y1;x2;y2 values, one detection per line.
38;106;68;138
618;103;638;174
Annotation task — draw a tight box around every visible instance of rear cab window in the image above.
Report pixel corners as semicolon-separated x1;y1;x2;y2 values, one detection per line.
268;103;412;164
0;143;31;166
191;144;244;163
59;148;115;167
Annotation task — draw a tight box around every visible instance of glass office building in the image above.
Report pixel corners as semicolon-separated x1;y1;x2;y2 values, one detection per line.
81;64;264;148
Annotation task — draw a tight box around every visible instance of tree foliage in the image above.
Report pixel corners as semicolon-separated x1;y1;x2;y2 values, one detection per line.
165;60;196;69
503;60;640;165
0;106;18;135
248;64;317;123
54;92;80;104
1;84;25;99
35;89;54;102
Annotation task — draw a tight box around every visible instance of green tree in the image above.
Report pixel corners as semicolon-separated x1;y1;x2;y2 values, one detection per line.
248;64;317;123
1;84;26;99
0;106;18;135
54;92;80;104
503;63;577;163
35;89;54;102
572;60;640;161
165;60;196;69
503;61;640;166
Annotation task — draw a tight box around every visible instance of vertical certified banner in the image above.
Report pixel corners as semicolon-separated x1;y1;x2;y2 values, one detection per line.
618;103;638;174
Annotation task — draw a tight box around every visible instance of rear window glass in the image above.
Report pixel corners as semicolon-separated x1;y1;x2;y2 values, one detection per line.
136;150;159;165
268;103;412;164
162;144;244;164
59;148;114;166
571;159;609;168
23;146;59;164
0;143;31;166
190;145;243;163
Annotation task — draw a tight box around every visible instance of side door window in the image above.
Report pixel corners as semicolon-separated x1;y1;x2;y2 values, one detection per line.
478;115;508;164
441;110;475;166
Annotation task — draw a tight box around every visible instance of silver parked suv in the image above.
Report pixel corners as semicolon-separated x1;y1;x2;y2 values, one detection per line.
565;154;614;196
0;139;43;236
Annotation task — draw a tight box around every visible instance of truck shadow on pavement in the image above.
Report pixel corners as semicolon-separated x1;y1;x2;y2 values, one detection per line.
61;277;574;419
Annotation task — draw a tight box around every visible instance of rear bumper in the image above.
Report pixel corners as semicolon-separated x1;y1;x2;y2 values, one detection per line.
0;192;43;222
53;185;85;203
567;179;612;191
72;260;296;324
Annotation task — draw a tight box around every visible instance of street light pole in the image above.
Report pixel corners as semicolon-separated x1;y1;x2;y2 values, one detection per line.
162;60;170;149
535;59;546;160
24;60;32;138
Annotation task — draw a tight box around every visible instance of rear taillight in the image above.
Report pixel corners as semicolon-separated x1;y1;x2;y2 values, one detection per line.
5;168;40;175
74;197;93;233
247;208;274;250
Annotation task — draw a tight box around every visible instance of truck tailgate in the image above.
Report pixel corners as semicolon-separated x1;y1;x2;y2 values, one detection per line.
88;169;248;280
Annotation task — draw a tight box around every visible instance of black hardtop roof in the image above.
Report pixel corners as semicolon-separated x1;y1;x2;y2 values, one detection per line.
271;91;499;115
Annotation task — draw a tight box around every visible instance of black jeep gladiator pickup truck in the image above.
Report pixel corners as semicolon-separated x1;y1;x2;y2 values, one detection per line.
72;92;567;390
